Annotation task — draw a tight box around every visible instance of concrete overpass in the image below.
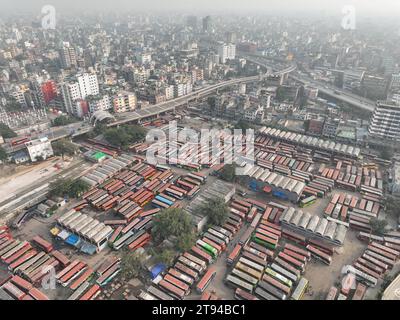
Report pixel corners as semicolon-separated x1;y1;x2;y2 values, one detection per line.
4;60;297;155
241;53;376;112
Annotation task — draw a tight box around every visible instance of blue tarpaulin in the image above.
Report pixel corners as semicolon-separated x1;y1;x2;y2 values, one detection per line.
65;234;81;247
80;242;97;255
150;263;166;279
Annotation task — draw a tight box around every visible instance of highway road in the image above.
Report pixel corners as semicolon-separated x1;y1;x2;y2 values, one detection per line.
241;53;376;112
4;69;289;154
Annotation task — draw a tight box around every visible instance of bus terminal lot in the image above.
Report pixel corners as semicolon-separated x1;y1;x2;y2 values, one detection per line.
1;118;400;301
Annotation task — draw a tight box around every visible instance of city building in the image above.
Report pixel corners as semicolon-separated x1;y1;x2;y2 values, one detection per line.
87;94;112;113
113;93;137;113
217;43;236;64
60;42;77;69
25;137;54;162
369;101;400;141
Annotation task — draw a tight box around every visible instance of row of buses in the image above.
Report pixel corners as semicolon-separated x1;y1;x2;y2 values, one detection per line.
224;200;316;301
139;195;252;300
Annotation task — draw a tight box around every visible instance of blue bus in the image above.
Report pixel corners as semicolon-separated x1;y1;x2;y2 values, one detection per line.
155;195;174;207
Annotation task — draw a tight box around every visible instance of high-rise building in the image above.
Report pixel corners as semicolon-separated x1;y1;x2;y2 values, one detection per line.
60;73;99;116
225;31;237;44
217;43;236;64
60;42;77;68
369;101;400;141
77;73;99;99
113;93;137;113
202;16;212;33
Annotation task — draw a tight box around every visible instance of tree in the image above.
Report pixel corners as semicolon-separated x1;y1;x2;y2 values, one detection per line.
370;218;388;236
49;178;73;198
219;164;237;182
68;179;90;198
0;146;7;161
380;147;393;161
120;250;146;280
0;124;17;139
152;248;176;266
93;123;107;136
386;196;400;218
52;139;77;159
234;120;253;131
194;197;229;226
103;125;146;149
52;115;77;127
152;208;196;252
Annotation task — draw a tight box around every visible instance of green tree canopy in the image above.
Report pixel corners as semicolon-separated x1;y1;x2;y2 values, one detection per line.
52;139;77;159
370;218;388;236
219;164;237;182
385;196;400;218
380;147;394;161
152;208;196;252
48;178;90;198
52;115;77;127
151;247;176;266
0;123;17;139
120;249;146;280
49;178;73;198
68;179;91;198
194;197;229;226
234;119;253;131
103;125;146;149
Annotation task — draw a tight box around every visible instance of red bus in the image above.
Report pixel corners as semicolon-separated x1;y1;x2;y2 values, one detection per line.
196;268;216;293
31;236;53;253
227;244;242;265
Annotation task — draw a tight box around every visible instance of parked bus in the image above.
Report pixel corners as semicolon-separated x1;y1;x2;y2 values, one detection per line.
206;228;230;245
196;268;216;293
187;173;206;184
264;267;292;288
155;195;174;207
158;279;185;300
235;262;262;281
231;268;258;286
291;277;309;300
234;288;259;300
270;263;298;283
168;268;194;286
225;274;254;292
191;245;213;264
299;196;317;208
306;245;332;265
254;286;279;300
175;262;199;281
227;244;242;265
164;274;190;296
185;185;198;199
257;280;286;300
183;252;207;271
196;239;219;258
147;285;174;301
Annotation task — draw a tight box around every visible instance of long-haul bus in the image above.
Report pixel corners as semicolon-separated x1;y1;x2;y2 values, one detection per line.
227;244;242;265
291;277;309;300
300;196;317;208
196;268;216;293
234;288;259;300
225;274;254;292
197;239;219;258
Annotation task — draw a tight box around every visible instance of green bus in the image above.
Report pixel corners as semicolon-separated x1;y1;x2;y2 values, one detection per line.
196;239;218;259
299;196;317;208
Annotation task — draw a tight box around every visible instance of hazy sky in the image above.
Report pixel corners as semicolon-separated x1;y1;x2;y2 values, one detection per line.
2;0;400;16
